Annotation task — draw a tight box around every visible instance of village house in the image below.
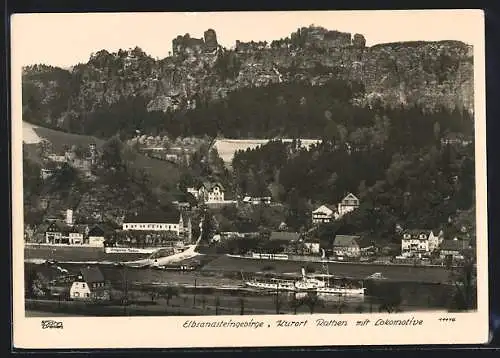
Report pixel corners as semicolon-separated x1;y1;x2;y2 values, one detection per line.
87;225;106;247
40;168;55;180
303;238;321;254
122;209;192;239
242;196;272;205
311;204;338;224
69;267;110;301
439;238;468;260
45;222;87;245
332;235;361;258
336;193;360;218
401;229;444;257
44;210;88;245
187;181;226;203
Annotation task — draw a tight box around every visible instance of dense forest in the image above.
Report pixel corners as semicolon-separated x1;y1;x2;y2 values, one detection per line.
23;76;472;142
23;74;475;246
230;101;475;242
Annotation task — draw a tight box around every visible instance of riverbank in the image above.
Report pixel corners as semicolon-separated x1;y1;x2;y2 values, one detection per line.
24;245;152;263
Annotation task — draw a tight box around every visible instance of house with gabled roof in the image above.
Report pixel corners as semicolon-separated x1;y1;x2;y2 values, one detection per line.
337;193;360;218
69;266;109;301
439;238;468;260
187;181;225;203
45;221;86;245
87;225;106;247
332;234;361;258
312;204;338;224
401;229;444;257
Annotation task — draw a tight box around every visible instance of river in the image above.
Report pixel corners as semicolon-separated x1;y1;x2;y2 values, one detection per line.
25;261;456;314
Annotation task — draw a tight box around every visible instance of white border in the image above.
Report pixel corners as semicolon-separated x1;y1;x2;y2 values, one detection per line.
11;10;489;348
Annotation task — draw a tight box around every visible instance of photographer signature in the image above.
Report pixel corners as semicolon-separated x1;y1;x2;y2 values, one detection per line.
41;320;63;329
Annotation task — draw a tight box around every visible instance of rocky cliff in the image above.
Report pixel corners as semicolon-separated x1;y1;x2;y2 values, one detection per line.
22;25;474;135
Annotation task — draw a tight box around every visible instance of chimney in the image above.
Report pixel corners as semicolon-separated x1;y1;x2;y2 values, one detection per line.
66;209;73;226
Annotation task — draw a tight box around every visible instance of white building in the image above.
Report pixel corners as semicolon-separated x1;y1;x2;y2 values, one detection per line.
70;267;109;301
122;210;190;237
303;241;321;254
242;196;272;205
187;182;225;203
87;225;106;247
401;229;444;257
312;205;337;224
337;193;360;218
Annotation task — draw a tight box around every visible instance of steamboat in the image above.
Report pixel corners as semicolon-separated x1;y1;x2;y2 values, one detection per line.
243;268;366;296
243;250;366;296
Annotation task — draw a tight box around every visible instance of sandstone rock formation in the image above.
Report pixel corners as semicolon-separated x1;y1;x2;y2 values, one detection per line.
22;26;474;133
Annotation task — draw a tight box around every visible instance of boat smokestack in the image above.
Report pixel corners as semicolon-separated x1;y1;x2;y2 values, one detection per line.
66;209;73;226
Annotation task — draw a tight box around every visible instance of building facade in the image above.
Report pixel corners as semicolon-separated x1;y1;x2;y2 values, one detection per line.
312;205;337;224
70;267;110;301
332;235;361;258
122;210;192;239
337;193;360;218
187;182;225;203
401;229;444;257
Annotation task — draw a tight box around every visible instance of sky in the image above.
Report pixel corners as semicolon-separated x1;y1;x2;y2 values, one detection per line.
11;10;483;68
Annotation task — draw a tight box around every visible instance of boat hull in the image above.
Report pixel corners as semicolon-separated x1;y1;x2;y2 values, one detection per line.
244;281;297;292
317;287;366;296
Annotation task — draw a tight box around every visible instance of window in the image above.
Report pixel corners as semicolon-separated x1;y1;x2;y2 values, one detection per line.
74;292;80;297
86;293;90;297
82;283;86;288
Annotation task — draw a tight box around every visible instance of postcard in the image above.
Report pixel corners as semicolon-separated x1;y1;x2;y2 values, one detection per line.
11;9;488;348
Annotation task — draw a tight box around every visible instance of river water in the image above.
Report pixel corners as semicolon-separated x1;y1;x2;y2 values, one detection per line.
25;261;457;313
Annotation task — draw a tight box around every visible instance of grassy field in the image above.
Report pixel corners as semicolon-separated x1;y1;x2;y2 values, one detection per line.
213;139;321;163
23;121;180;187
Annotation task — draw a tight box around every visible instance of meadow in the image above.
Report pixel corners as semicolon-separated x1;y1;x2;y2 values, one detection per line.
213;139;321;163
22;121;180;187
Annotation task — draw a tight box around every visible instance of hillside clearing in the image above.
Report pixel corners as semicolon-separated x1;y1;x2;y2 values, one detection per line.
23;121;180;187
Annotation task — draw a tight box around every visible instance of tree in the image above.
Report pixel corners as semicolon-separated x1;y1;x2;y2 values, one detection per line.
162;286;179;306
288;294;302;314
101;135;125;171
239;297;246;315
304;292;319;314
215;296;221;315
448;256;477;311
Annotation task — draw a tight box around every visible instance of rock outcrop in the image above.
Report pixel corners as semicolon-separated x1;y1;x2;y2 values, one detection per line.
22;26;474;133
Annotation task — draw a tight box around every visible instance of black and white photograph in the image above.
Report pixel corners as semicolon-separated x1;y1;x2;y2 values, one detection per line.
12;10;488;348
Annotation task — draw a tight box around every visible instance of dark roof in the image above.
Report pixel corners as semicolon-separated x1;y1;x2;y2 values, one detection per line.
46;221;83;235
72;224;88;234
269;231;300;241
403;229;433;237
200;181;224;191
88;225;105;237
441;240;466;252
124;209;181;224
79;267;105;284
333;235;360;247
